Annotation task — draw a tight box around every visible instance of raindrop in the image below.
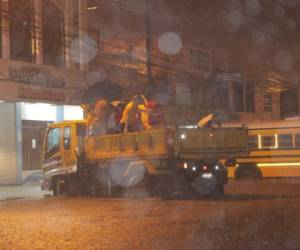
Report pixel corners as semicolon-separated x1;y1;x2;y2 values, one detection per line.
85;70;106;86
70;35;98;64
285;19;297;32
264;22;279;35
273;4;285;18
225;10;244;33
245;0;262;16
158;32;182;55
278;0;300;7
288;73;300;84
252;30;271;44
274;51;294;72
109;157;145;188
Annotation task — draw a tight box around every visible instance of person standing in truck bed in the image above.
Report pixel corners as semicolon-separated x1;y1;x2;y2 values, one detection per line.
92;99;108;136
121;95;151;132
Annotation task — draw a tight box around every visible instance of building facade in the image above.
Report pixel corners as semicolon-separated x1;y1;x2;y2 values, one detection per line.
86;0;300;124
0;0;89;184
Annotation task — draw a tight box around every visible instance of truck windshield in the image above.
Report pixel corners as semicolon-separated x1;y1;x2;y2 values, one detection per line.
45;127;61;158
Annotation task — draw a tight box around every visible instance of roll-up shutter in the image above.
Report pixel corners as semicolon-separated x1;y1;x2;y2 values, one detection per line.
0;102;17;184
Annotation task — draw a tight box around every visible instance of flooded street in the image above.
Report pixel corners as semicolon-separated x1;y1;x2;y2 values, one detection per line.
0;179;300;249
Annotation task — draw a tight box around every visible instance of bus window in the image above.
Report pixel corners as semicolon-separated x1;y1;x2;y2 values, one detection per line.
278;134;293;149
295;134;300;148
45;127;61;158
261;135;275;149
248;135;258;149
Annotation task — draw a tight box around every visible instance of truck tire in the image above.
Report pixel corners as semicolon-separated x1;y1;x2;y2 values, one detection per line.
194;176;217;197
66;177;81;196
53;176;66;196
211;184;224;198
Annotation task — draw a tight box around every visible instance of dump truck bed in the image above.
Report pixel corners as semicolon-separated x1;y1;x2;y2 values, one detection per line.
84;128;171;162
83;126;248;162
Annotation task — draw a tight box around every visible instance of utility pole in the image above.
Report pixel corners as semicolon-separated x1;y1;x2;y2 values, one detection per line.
145;0;154;96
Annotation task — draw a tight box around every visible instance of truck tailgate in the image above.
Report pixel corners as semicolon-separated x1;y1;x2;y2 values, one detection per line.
176;127;248;159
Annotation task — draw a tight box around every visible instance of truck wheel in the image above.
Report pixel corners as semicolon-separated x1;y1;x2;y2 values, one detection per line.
54;176;66;196
212;184;224;198
194;176;217;197
52;180;58;196
66;177;81;196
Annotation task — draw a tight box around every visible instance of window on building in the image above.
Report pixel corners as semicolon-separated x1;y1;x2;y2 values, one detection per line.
42;0;64;66
278;134;293;149
9;0;33;62
175;82;191;106
233;82;244;112
232;82;255;113
190;48;212;71
203;82;229;110
245;84;255;112
264;94;273;112
280;89;298;119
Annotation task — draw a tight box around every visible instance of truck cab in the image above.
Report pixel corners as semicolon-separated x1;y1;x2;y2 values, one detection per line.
42;121;86;193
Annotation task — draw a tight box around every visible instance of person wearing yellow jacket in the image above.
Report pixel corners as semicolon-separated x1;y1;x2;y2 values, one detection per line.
120;95;151;132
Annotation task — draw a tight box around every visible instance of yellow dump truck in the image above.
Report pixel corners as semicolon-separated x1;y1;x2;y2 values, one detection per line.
41;121;248;197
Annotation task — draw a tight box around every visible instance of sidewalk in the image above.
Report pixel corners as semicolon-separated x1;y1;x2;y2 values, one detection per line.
0;183;51;201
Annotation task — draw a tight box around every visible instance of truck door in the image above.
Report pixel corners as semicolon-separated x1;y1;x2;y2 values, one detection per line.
43;127;63;175
62;126;76;171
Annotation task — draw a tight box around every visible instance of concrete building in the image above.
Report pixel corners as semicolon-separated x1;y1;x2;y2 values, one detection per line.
86;0;300;124
0;0;89;184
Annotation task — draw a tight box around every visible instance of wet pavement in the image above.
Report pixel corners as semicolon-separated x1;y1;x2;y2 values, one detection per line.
0;183;50;201
0;179;300;249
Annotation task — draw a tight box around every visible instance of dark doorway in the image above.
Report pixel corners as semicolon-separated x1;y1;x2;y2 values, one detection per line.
22;120;48;170
280;89;298;119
